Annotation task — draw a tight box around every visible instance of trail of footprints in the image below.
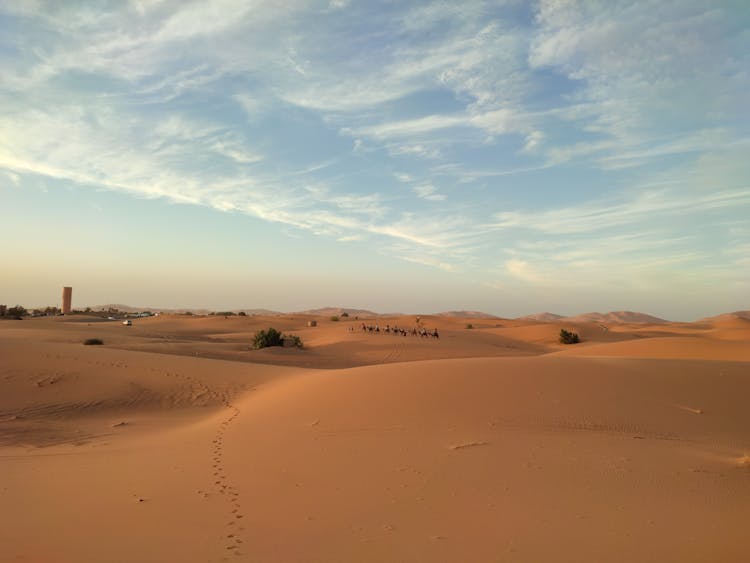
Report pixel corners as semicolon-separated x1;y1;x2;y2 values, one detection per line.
68;354;246;558
156;368;246;557
212;400;245;558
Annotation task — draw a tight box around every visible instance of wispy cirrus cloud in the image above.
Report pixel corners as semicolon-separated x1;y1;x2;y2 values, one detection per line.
0;0;748;313
528;0;748;164
413;184;446;202
492;187;750;234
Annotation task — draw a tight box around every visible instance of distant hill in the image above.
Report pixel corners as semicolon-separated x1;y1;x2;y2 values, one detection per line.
295;307;381;318
697;310;750;323
518;312;564;322
561;311;668;324
435;310;500;319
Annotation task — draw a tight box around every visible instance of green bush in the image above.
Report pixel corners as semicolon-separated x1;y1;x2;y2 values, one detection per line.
84;338;104;345
6;305;27;318
253;327;284;349
330;315;340;322
252;328;304;349
559;329;580;344
285;334;304;349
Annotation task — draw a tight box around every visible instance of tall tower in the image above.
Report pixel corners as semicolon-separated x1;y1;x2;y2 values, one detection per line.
62;286;72;314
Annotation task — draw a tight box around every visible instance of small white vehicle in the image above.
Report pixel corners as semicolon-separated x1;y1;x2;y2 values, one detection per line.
122;320;132;326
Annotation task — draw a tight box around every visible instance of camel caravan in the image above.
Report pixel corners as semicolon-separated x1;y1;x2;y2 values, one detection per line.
358;322;439;339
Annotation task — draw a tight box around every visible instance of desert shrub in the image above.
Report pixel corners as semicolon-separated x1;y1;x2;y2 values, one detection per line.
84;338;104;345
341;312;349;318
285;334;304;348
253;328;304;350
253;327;284;349
559;329;580;344
466;323;474;329
330;315;340;322
6;305;27;318
238;311;247;316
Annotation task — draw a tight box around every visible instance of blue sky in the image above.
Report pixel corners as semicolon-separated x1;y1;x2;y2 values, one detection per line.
1;1;748;319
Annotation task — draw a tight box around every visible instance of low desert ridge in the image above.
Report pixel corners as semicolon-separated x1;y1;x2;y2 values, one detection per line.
1;313;749;562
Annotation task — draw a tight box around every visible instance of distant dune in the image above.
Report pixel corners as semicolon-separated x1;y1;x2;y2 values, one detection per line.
561;310;669;324
517;312;564;322
698;310;750;323
294;306;381;318
435;310;500;319
515;311;667;324
86;305;684;324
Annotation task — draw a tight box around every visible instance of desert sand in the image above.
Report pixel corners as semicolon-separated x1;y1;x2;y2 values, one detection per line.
1;312;749;562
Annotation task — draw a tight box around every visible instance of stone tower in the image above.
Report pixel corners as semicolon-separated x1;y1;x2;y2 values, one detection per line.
62;286;72;314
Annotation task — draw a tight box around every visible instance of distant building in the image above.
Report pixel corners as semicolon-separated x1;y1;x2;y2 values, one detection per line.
62;287;72;314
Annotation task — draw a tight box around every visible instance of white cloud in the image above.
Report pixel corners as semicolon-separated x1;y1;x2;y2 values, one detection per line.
2;170;20;186
505;259;543;283
328;0;350;10
210;138;264;165
522;130;544;152
234;94;263;117
152;1;259;43
387;143;442;160
346;106;535;146
396;254;456;272
492;187;750;234
529;0;748;166
413;184;446;202
348;114;466;140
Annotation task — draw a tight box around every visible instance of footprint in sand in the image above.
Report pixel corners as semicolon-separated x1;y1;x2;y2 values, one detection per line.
675;404;704;415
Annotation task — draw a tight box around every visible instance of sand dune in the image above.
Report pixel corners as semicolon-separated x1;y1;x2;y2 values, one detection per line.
699;310;750;323
517;312;564;322
1;313;749;562
561;311;669;324
516;311;669;324
434;310;499;319
295;307;380;318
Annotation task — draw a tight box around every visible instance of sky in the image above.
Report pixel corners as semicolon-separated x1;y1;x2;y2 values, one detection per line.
1;0;748;320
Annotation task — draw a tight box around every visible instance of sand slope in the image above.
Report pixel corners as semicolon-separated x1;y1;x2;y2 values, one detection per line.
1;314;749;562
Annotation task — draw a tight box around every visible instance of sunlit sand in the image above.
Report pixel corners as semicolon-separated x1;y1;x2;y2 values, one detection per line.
1;311;749;562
